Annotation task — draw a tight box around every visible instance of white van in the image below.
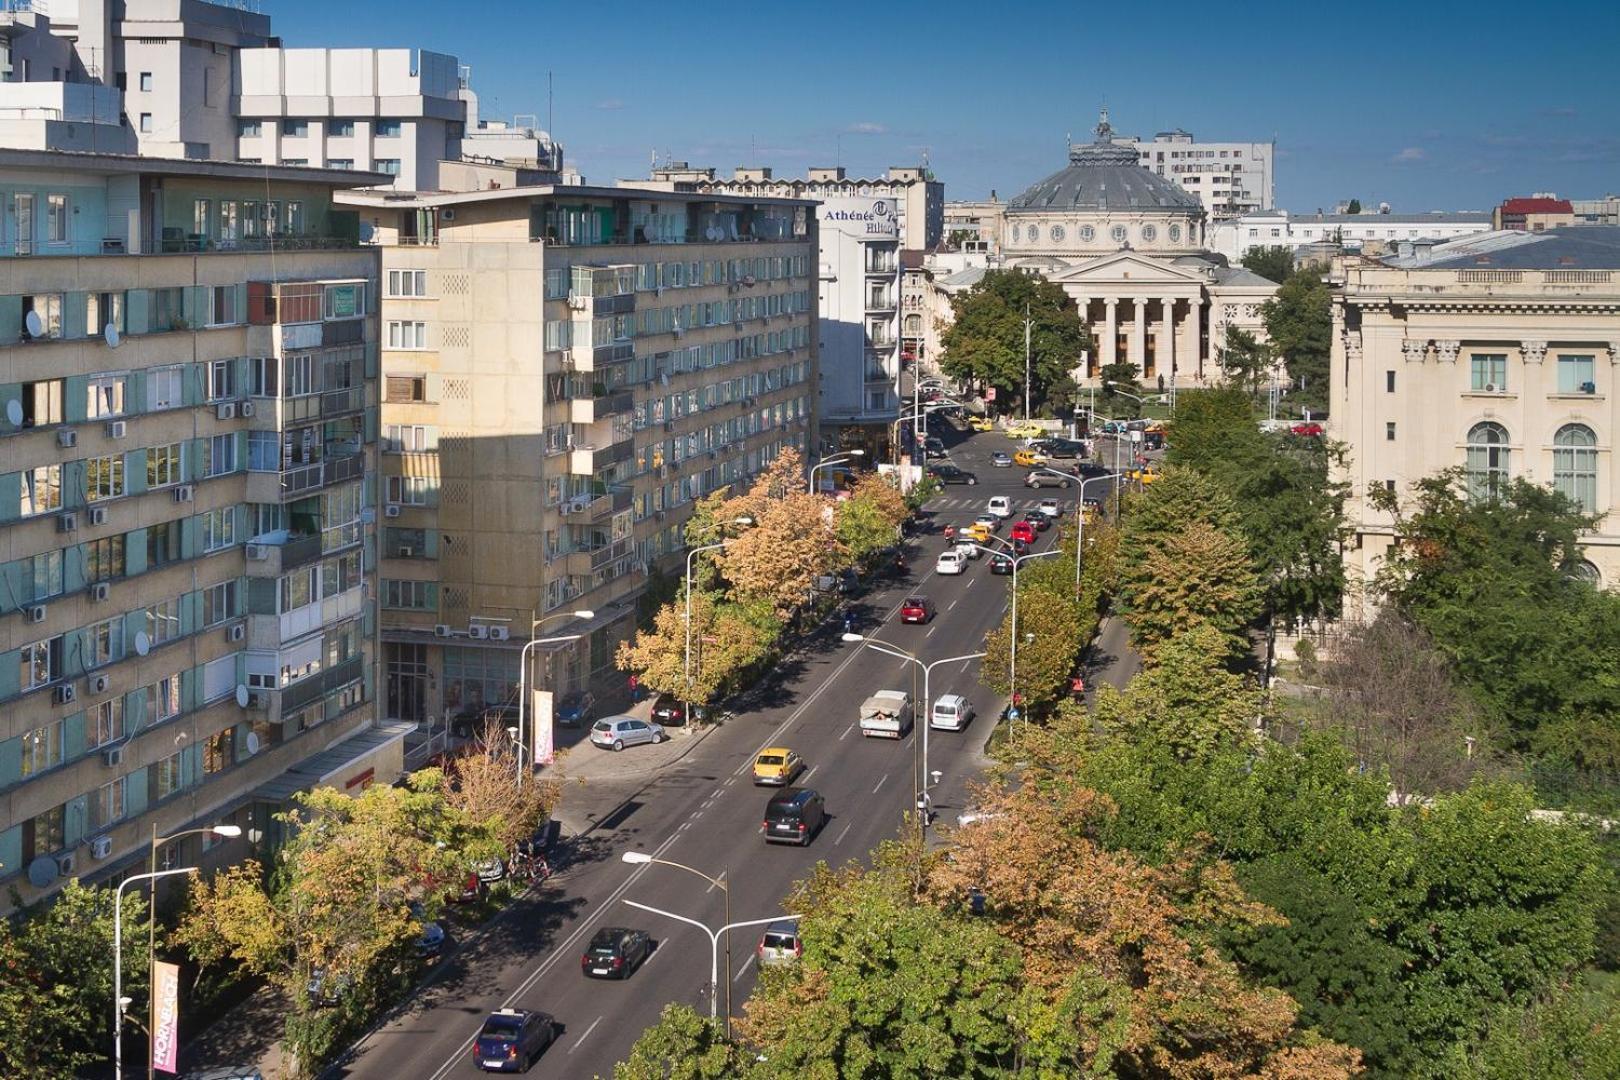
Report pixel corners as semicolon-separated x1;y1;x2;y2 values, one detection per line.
930;694;975;731
987;495;1012;518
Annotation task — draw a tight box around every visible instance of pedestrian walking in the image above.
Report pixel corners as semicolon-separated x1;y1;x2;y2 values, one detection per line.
628;673;640;703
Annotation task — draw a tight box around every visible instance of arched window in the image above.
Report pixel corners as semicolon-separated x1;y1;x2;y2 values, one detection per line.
1553;423;1598;512
1465;421;1510;498
903;314;922;335
1564;558;1602;586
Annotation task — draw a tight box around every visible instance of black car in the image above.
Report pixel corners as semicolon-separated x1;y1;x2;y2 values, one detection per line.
1021;511;1051;533
924;437;946;456
581;927;653;979
650;693;701;726
928;464;978;486
1043;440;1083;459
472;1008;556;1072
761;787;827;846
1076;462;1114;479
990;553;1015;575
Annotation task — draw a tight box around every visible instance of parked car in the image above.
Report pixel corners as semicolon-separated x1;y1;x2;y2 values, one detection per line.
900;595;936;624
554;690;595;728
990;552;1014;575
930;693;976;731
986;495;1013;518
1009;521;1037;545
1005;422;1044;439
1291;422;1325;437
752;747;806;786
935;550;966;576
411;903;447;961
590;716;667;751
927;464;978;486
757;920;804;966
990;450;1013;468
650;693;700;727
1024;470;1071;489
1013;448;1047;468
473;856;507;884
1021;510;1051;533
761;788;827;846
1038;498;1064;518
581;927;653;979
924;436;946;455
968;414;995;432
472;1008;556;1072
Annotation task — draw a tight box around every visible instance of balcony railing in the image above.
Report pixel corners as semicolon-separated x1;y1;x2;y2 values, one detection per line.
279;454;364;498
561;486;633;521
280;655;366;714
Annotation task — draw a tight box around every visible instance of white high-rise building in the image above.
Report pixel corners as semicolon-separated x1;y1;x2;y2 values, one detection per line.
1114;127;1275;222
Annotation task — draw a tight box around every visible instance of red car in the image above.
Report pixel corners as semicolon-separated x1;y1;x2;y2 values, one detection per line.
900;596;936;624
1009;521;1037;546
1291;422;1325;437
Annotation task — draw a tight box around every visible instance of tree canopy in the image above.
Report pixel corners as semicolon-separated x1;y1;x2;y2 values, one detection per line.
1241;245;1297;285
939;270;1091;416
1260;267;1332;415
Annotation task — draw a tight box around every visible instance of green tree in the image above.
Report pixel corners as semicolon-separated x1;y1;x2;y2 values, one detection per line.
939;270;1091;416
1092;623;1260;761
615;588;778;705
1120;516;1261;662
1241;245;1296;284
614;1004;750;1080
1260;267;1332;413
980;559;1086;712
1217;326;1272;400
834;473;908;565
1346;198;1363;215
1443;978;1620;1080
1099;361;1143;415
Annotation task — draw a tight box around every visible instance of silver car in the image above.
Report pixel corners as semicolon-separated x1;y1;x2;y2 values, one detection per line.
757;920;803;966
590;715;667;751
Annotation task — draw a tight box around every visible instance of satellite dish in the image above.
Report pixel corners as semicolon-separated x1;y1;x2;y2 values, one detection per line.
245;731;262;755
4;398;20;426
104;323;121;348
23;309;43;338
134;630;151;656
235;684;250;708
27;856;58;888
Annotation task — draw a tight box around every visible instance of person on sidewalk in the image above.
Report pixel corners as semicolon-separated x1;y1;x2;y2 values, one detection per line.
628;673;641;703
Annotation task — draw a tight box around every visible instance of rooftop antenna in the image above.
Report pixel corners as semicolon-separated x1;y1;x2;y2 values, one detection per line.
547;71;553;141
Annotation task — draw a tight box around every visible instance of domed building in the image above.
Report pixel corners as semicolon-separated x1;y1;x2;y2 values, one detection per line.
1001;111;1276;389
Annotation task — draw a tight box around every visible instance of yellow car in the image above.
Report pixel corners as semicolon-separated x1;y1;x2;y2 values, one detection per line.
753;747;806;786
1127;464;1163;486
962;521;993;544
968;415;994;432
1013;448;1048;468
1005;422;1044;439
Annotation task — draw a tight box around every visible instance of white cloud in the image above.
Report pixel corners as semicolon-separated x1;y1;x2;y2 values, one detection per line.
846;121;888;135
1393;146;1426;163
594;98;624;111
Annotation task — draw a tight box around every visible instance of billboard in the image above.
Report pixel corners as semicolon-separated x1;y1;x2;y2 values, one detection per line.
817;197;900;239
531;688;556;767
151;960;181;1074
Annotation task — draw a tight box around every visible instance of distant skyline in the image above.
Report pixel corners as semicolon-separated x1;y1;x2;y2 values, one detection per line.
273;0;1620;213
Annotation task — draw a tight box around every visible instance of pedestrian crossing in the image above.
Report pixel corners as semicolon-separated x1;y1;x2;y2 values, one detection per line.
924;493;1073;513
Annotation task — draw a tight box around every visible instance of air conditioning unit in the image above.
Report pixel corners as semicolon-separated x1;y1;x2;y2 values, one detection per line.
488;626;511;641
246;543;269;560
54;683;76;705
101;746;122;768
239;401;256;418
91;835;114;860
733;321;744;332
567;292;588;311
654;510;666;521
226;622;246;642
441;208;456;221
55;853;75;876
742;275;756;287
468;624;491;640
396;545;415;558
384;504;401;518
57;428;77;448
672;326;683;338
89;506;108;526
57;511;79;532
663;420;675;432
173;485;194;503
216;402;237;420
567;495;592;513
90;673;110;695
433;624;452;638
105;420;127;439
1484;382;1496;393
1581;381;1597;394
90;582;111;602
28;604;46;623
246;691;265;709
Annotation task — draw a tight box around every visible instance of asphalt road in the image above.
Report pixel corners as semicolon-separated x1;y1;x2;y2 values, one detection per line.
329;427;1110;1080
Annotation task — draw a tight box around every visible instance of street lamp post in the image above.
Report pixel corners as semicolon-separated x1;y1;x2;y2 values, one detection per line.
958;544;1061;732
515;608;594;785
810;449;864;492
841;635;984;839
1030;469;1121;592
115;866;198;1080
683;517;753;720
622;899;796;1033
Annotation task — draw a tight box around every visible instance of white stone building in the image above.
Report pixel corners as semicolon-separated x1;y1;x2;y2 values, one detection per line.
1115;127;1275;222
1210;209;1494;265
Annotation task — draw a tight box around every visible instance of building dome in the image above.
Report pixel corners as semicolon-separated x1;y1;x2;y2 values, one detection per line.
1007;110;1203;215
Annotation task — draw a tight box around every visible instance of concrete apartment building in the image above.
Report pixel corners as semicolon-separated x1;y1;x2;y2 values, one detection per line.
943;197;1003;254
1210;208;1493;265
336;184;817;730
1331;226;1620;610
1115;125;1276;222
0;150;388;910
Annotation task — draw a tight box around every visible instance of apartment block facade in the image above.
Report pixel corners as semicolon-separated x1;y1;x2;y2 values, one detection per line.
1117;127;1275;222
337;185;817;729
0;151;386;910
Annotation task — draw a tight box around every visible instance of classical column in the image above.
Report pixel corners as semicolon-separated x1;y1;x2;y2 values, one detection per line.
1132;298;1147;375
1103;297;1118;371
1161;297;1176;382
1185;298;1203;382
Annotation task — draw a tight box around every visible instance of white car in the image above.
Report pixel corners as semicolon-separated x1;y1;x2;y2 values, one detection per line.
935;550;966;575
1037;498;1063;518
954;539;982;560
930;694;975;731
972;513;1000;533
987;495;1012;518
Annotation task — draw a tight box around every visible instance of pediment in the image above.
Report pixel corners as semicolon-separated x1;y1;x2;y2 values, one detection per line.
1046;252;1209;285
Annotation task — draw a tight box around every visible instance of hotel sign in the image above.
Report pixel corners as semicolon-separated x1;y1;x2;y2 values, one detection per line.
818;197;899;239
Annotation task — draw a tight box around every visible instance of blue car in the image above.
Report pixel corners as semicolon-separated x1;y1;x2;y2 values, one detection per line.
473;1009;556;1072
555;690;594;727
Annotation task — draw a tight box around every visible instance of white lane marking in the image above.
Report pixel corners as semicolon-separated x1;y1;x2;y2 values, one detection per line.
926;625;937;637
839;722;855;740
567;1015;603;1054
711;788;724;799
947;599;958;610
678;822;691;831
802;764;818;782
964;576;976;588
873;773;888;794
707;869;726;895
834;822;853;845
734;953;757;982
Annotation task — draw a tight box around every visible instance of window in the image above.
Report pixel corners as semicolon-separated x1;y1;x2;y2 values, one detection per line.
147;598;181;646
139;71;153;92
87;616;123;668
86;375;126;419
203;580;238;626
204;726;235;774
89;291;125;335
154;754;184;800
1553;424;1598;512
147;519;182;567
84;534;125;583
23;294;62;339
323;282;364;319
1465;422;1511;499
376;120;402;137
205;434;237;476
384;579;433;609
203;507;236;551
282;119;308;137
282;158;308;167
20;719;64;775
246;356;278;397
376;159;401;176
209;285;239;326
1110;224;1127;244
20;635;63;692
387;269;428;297
1386;370;1396;393
386;475;431;505
208;359;236;401
86;455;126;500
144;365;182;412
151;674;182;721
149;287;183;330
21;464;62;516
387;321;427;349
387;527;428;558
1386;422;1397;441
21;379;63;426
95;777;128;828
46;194;68;243
138;112;153;133
27;549;63;601
1557;354;1596;395
238;119;261;137
325;159;354;170
1470;354;1507;392
92;697;126;747
329;119;355;137
384;424;430;452
1141;224;1157;242
385;375;427;402
147;442;183;488
248;430;278;471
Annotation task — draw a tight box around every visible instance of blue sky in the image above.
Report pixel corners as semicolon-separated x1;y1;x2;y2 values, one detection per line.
275;0;1620;213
